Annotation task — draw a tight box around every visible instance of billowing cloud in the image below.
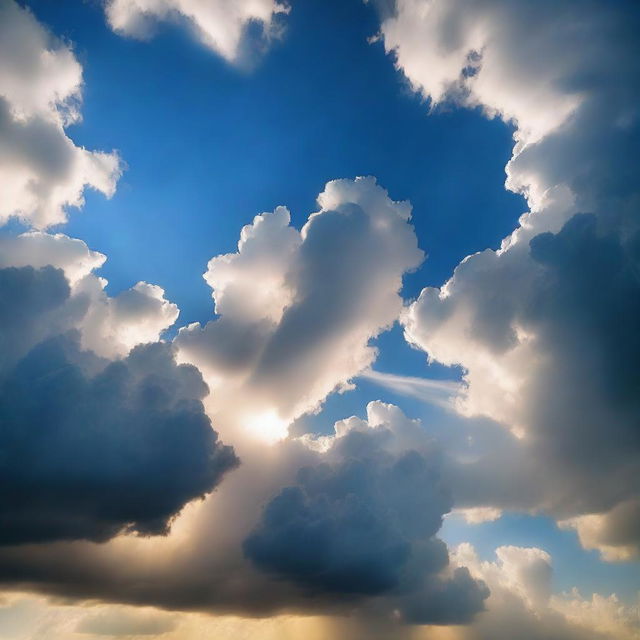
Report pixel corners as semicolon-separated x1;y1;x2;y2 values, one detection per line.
0;538;636;640
104;0;289;63
560;499;640;562
0;232;106;285
0;0;238;547
177;177;424;442
0;231;179;361
0;260;237;545
441;543;640;640
374;0;640;558
0;402;487;629
0;0;121;228
245;401;488;624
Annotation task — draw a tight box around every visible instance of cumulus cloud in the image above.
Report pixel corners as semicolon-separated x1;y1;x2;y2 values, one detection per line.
0;231;105;285
0;0;121;228
374;0;640;558
0;402;487;629
0;261;237;545
177;177;423;441
560;499;640;562
0;155;442;625
442;543;640;640
0;231;179;361
245;401;488;624
104;0;289;63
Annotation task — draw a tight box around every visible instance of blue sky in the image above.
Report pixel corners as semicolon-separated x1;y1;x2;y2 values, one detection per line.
30;0;523;324
0;1;639;638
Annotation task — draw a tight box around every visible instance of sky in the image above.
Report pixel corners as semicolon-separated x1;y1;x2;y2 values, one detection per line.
0;1;638;639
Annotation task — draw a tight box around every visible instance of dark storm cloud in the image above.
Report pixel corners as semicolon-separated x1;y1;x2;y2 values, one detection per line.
0;265;237;544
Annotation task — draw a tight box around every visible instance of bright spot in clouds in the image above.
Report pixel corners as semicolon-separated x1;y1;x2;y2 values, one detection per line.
244;409;288;444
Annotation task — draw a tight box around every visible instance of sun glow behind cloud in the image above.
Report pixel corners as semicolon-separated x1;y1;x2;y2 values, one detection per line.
244;409;289;444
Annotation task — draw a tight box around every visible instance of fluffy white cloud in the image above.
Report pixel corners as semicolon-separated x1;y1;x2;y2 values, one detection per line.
177;176;423;441
0;231;105;284
444;543;640;640
0;231;178;360
374;0;640;558
80;280;179;358
104;0;289;63
0;0;121;228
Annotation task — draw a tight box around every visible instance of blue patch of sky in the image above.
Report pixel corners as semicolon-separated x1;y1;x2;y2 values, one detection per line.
28;0;524;327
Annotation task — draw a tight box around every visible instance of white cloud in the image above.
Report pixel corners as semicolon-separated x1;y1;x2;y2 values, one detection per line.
104;0;289;63
359;369;460;409
0;231;105;285
446;543;640;640
373;0;640;558
0;0;121;228
177;176;423;441
79;280;179;358
0;231;178;360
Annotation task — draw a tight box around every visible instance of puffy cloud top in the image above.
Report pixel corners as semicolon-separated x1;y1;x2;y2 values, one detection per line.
177;177;423;438
105;0;289;63
245;401;489;624
374;0;640;560
0;0;121;228
0;263;237;544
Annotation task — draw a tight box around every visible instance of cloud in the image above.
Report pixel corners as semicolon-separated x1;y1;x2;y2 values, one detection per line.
177;177;423;441
387;542;640;640
0;175;471;627
244;402;488;624
560;499;640;562
0;263;237;545
0;169;440;625
0;0;235;546
373;0;640;558
0;231;179;361
104;0;289;64
76;607;177;636
360;369;460;408
0;0;122;228
0;231;106;285
80;280;180;359
0;402;488;629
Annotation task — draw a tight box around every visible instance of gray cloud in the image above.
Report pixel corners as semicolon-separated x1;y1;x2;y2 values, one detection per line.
244;402;488;624
0;265;237;544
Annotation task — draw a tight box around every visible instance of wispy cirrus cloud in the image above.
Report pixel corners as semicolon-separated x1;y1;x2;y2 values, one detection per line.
360;368;460;408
